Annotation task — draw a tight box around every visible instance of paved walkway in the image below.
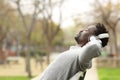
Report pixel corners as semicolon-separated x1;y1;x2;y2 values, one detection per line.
84;59;99;80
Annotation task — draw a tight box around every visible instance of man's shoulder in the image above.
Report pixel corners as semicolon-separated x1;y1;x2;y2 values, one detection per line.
69;45;81;50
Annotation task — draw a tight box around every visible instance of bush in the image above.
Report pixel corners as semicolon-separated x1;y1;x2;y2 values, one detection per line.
36;50;47;56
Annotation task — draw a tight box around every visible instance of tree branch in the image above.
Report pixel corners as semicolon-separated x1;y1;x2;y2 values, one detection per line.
14;0;28;32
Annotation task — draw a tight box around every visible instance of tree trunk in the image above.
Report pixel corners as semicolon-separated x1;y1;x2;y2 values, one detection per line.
108;30;113;55
111;29;119;67
0;43;2;60
25;38;32;78
112;29;118;57
46;45;51;64
46;42;53;64
46;50;50;64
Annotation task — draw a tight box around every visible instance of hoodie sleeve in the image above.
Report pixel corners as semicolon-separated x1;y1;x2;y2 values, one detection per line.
78;36;102;64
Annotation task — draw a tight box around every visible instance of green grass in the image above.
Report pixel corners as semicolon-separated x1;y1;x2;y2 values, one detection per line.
98;67;120;80
0;76;30;80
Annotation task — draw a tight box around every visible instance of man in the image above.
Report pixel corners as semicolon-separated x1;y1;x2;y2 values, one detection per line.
74;23;109;80
32;23;109;80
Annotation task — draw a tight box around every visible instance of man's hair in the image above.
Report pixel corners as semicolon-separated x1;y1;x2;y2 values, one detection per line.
94;23;109;47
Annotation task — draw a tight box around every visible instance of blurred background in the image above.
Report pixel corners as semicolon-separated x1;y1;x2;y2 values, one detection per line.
0;0;120;80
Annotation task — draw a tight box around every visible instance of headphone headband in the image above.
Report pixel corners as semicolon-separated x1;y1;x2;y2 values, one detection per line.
98;33;109;39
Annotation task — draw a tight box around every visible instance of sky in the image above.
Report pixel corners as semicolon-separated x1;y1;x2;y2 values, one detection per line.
9;0;119;28
9;0;94;28
52;0;94;28
54;0;118;28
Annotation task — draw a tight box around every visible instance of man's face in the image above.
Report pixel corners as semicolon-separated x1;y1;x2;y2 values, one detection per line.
76;29;89;47
78;29;89;45
77;25;97;45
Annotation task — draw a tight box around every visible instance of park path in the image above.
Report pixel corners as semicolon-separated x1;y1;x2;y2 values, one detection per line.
84;59;99;80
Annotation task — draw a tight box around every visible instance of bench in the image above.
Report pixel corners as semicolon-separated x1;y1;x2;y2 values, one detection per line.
6;56;21;63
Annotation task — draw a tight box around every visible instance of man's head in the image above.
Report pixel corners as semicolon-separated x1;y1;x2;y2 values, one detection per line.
75;23;109;47
75;30;89;47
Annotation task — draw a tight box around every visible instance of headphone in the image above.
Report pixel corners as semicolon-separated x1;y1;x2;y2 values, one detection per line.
89;33;109;45
97;33;109;39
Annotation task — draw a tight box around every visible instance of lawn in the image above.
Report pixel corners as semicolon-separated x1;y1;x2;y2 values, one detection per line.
98;67;120;80
0;76;30;80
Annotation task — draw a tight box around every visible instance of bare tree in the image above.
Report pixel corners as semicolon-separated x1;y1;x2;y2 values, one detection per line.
38;0;65;64
0;0;15;60
91;0;120;57
11;0;65;77
12;0;40;78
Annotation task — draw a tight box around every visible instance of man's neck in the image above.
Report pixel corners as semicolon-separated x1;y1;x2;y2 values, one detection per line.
79;44;84;47
79;43;87;47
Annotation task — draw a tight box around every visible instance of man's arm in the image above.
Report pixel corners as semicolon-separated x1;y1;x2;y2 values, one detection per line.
78;36;102;65
80;43;101;62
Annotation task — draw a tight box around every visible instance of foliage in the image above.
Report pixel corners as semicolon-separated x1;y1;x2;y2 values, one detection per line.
52;29;64;46
0;1;13;42
98;67;120;80
30;21;46;45
101;51;109;57
30;20;64;46
36;49;47;56
0;76;29;80
62;27;78;46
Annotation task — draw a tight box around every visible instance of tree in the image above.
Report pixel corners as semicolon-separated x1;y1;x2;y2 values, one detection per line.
38;0;65;64
31;21;64;47
0;0;16;60
10;0;65;77
91;0;120;57
11;0;40;78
